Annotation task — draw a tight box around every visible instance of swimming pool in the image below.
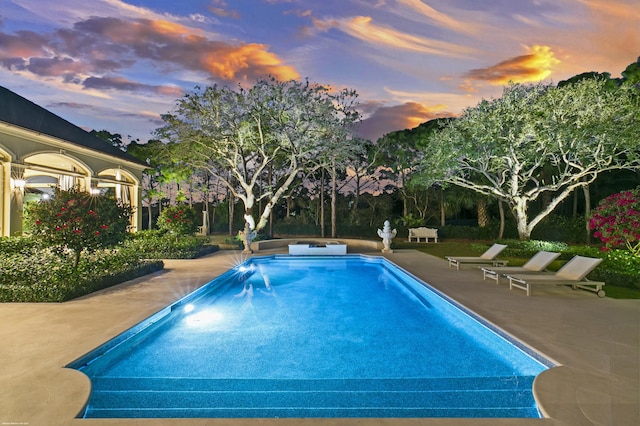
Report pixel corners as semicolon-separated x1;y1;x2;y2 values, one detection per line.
69;255;554;418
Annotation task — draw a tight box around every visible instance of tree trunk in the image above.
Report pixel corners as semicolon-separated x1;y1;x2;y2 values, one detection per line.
513;199;531;240
440;189;446;227
498;200;505;240
331;162;337;238
211;201;216;232
228;191;234;236
321;168;325;237
477;198;489;227
267;163;273;237
352;173;361;215
401;172;408;218
583;184;592;244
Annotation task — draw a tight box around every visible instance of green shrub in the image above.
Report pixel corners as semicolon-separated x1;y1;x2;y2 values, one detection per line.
273;223;321;236
125;230;216;259
400;214;424;228
0;247;163;302
0;236;41;255
438;223;519;240
0;230;220;302
530;215;586;244
223;235;243;249
500;239;570;258
157;205;199;236
580;249;640;290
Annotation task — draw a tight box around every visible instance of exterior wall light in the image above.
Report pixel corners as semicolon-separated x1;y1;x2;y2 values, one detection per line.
12;179;26;191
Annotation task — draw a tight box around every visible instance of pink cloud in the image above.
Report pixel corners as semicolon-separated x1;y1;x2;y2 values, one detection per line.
357;101;455;141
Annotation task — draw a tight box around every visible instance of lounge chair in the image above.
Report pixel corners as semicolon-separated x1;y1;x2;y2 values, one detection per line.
447;243;508;270
506;255;605;297
481;251;561;284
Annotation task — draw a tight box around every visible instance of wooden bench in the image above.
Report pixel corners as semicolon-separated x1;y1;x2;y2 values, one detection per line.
407;227;438;243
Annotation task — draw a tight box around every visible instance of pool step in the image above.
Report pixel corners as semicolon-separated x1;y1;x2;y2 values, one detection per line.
83;376;539;418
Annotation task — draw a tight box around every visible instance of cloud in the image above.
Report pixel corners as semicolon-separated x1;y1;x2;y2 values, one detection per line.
357;101;455;141
312;15;476;58
463;45;559;85
382;87;477;113
396;0;479;35
47;99;166;132
0;15;299;93
83;76;183;97
0;29;48;59
284;9;313;17
208;0;241;19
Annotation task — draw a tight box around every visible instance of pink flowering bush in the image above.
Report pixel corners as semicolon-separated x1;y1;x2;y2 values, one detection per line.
27;187;133;269
157;204;198;236
589;188;640;257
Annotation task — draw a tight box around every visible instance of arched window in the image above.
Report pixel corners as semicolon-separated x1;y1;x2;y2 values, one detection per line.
22;152;91;202
96;168;137;203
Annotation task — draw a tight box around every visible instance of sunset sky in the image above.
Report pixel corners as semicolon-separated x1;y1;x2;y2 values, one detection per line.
1;0;638;143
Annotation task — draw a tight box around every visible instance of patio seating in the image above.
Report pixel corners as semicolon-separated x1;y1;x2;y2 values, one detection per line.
446;243;508;270
481;251;561;284
506;255;605;297
408;227;438;243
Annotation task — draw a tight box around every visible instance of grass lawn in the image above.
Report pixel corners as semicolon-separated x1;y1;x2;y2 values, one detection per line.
393;240;640;300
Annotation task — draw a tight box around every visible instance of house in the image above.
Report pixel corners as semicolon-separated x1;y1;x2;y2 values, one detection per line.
0;86;148;236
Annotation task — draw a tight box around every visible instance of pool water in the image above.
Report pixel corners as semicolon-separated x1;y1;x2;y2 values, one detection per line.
69;255;553;418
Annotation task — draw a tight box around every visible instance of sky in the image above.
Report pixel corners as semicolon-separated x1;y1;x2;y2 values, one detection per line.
1;0;639;144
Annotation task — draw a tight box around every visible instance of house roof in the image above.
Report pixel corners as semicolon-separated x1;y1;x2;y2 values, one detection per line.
0;86;147;167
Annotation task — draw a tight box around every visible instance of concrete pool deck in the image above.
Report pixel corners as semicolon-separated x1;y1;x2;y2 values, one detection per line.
1;248;638;426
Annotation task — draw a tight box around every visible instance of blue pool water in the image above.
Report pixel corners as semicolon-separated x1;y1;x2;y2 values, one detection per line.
69;255;553;418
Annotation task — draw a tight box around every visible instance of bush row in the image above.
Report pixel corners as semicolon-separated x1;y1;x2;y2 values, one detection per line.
0;231;217;302
497;240;640;290
0;247;163;302
125;230;218;259
272;215;589;244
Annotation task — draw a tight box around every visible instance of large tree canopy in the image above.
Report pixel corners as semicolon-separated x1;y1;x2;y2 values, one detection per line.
413;78;640;240
156;77;361;246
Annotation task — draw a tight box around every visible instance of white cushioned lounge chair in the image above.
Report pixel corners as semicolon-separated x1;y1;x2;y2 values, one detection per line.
481;251;561;284
506;255;605;297
446;243;508;270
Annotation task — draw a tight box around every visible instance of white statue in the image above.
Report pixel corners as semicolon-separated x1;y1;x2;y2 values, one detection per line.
377;220;397;253
239;215;257;253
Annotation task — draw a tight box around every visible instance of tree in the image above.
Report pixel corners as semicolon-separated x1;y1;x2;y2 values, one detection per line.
127;139;173;228
413;78;640;240
621;56;640;87
157;204;199;237
27;187;132;269
378;118;451;218
157;77;361;250
343;137;382;221
90;129;126;151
